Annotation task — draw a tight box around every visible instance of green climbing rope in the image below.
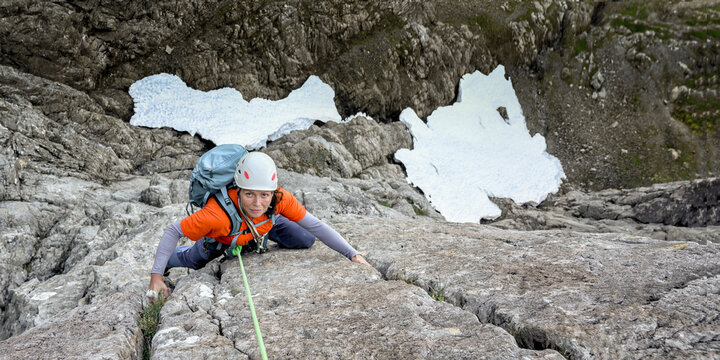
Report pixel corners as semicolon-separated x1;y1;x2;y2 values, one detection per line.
232;245;268;360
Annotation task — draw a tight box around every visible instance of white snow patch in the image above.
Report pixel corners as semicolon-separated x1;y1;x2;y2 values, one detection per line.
395;65;565;222
129;74;341;149
344;111;374;122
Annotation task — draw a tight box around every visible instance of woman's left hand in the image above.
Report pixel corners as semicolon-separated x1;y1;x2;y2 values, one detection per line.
351;254;371;266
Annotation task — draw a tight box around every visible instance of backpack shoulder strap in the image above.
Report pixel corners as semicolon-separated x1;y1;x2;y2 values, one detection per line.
215;187;243;236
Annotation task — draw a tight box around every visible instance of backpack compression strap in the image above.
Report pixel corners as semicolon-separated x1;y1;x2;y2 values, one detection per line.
186;191;214;216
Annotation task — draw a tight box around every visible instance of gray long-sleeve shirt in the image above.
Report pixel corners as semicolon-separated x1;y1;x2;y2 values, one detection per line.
150;212;359;274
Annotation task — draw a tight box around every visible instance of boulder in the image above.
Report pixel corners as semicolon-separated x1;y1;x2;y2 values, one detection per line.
265;116;412;179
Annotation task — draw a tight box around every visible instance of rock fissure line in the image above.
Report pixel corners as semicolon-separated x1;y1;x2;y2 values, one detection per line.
214;311;226;337
234;345;250;358
478;304;574;359
373;263;574;358
207;279;226;337
212;270;252;358
644;266;720;305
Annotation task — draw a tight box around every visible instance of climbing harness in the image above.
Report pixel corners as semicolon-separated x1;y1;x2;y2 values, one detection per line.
233;245;268;360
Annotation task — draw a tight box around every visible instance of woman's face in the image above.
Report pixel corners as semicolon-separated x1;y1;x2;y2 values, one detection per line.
239;189;273;218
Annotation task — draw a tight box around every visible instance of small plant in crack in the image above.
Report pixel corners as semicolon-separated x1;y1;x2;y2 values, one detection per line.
140;295;167;360
428;283;445;302
231;287;241;296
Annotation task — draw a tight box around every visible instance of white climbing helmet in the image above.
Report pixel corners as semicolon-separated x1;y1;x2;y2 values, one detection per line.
234;152;278;191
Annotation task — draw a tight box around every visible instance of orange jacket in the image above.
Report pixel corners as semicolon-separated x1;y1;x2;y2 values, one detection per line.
180;187;306;246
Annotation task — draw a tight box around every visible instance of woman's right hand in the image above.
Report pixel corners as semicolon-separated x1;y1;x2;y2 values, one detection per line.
351;254;372;267
149;273;170;299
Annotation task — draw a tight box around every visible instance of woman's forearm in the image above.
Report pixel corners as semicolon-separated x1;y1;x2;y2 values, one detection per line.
296;213;360;260
150;221;183;274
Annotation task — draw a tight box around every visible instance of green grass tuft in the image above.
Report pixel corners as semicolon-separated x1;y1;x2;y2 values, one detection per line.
141;295;167;360
612;19;649;33
574;38;588;56
610;17;671;39
412;205;428;216
397;276;415;285
690;30;708;40
469;12;512;49
672;95;720;134
428;284;445;301
621;2;648;20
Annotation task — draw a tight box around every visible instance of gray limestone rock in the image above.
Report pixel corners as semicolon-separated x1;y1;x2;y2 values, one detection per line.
265;116;412;179
0;174;186;340
489;178;720;243
3;0;720;188
151;244;564;360
1;169;718;359
0;291;144;360
1;2;720;358
664;225;720;245
0;65;205;183
330;216;720;360
278;169;442;221
140;175;187;208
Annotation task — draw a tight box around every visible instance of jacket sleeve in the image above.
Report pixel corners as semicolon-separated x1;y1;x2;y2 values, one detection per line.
296;212;360;260
150;221;183;274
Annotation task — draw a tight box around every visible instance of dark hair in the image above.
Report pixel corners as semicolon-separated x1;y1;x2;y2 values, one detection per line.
265;189;283;216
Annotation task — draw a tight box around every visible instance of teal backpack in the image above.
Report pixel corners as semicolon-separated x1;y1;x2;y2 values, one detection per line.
187;144;272;254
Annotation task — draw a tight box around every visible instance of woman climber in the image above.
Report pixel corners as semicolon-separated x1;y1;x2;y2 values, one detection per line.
148;151;370;297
